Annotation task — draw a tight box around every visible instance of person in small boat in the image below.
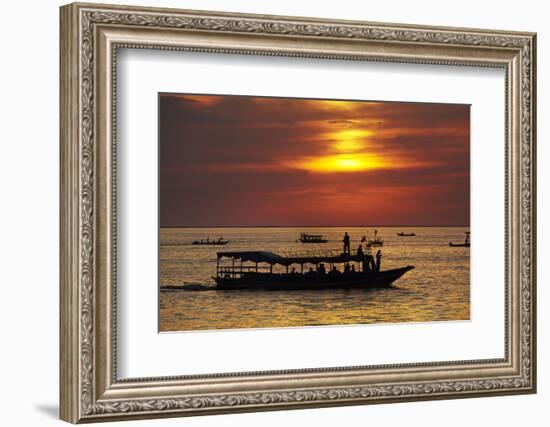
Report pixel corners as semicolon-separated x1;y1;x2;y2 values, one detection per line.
357;244;364;257
350;264;356;273
344;262;351;273
330;265;340;275
343;232;351;255
306;267;315;275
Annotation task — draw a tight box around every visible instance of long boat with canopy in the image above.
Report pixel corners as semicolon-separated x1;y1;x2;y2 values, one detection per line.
298;233;328;243
214;250;414;290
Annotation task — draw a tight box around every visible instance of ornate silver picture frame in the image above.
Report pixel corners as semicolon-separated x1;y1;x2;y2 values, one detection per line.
60;2;536;423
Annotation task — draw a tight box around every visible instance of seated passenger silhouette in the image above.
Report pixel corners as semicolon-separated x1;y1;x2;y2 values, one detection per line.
317;263;326;275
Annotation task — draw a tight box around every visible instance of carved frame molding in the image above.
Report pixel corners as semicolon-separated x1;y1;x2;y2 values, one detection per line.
60;2;536;423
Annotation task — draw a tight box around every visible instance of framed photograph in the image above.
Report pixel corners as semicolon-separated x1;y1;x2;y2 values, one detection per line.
60;2;536;423
158;93;471;332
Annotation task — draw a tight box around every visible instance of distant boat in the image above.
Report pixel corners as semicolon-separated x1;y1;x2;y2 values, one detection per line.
298;233;328;243
214;250;413;290
449;232;470;247
366;229;384;247
397;232;416;237
192;237;230;246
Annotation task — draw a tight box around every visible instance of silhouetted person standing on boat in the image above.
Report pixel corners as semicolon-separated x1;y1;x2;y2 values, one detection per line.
357;244;364;257
365;254;376;272
375;250;382;272
343;232;351;255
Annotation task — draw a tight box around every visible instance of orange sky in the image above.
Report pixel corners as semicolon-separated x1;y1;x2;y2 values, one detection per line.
160;94;470;226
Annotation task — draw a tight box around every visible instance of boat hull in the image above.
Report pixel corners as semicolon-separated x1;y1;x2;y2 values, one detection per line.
215;266;414;290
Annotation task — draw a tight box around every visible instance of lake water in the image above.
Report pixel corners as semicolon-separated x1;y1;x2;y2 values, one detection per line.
159;227;470;331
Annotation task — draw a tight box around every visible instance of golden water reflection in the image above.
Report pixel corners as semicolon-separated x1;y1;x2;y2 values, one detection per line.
159;227;470;332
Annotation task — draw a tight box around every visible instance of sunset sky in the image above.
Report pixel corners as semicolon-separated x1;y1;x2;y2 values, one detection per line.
159;94;470;227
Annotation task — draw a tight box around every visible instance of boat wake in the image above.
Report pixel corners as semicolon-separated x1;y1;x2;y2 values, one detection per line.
160;283;215;292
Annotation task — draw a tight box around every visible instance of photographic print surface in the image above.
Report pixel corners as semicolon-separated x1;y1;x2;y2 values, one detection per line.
159;93;470;332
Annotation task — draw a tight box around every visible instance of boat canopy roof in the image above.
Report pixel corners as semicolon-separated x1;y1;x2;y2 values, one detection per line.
217;251;366;266
217;251;283;263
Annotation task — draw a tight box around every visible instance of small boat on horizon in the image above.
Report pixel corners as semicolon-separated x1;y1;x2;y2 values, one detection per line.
363;229;384;247
192;237;230;246
397;232;416;237
449;231;470;247
298;233;328;243
214;250;413;290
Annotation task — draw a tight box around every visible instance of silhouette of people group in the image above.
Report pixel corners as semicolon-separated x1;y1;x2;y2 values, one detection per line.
282;233;383;277
340;232;382;273
342;232;366;257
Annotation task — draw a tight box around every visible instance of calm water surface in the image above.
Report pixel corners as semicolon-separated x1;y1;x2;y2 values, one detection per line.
159;227;470;331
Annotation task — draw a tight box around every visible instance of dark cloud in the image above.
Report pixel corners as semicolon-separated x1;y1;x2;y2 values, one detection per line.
159;94;469;226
